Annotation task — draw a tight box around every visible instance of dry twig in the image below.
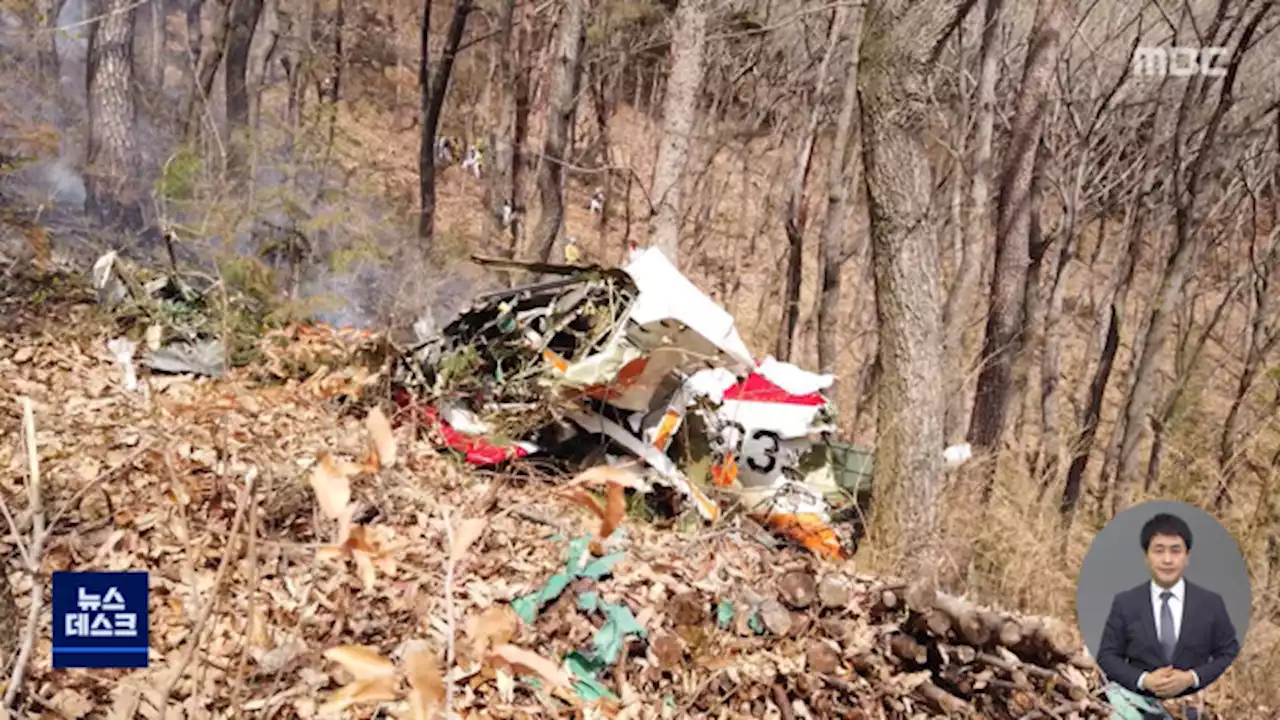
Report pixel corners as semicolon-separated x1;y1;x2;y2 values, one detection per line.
156;468;255;720
442;506;458;717
4;398;48;708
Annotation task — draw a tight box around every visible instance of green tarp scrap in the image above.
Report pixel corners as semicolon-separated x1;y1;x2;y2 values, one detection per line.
511;537;644;704
565;651;619;702
1103;682;1172;720
512;537;627;624
716;600;734;629
577;591;648;665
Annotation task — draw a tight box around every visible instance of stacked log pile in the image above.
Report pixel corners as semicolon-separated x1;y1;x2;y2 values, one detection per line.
499;559;1112;719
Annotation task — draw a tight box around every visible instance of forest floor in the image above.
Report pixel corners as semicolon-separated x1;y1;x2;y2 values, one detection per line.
0;239;1140;719
1;76;1276;717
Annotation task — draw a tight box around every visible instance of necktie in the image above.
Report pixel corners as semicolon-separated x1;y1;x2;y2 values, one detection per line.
1159;590;1177;662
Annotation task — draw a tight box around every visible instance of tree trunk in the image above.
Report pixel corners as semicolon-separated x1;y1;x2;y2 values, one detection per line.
250;0;282;128
149;0;165;88
530;0;587;263
1036;165;1089;498
815;7;865;381
647;0;707;265
941;0;1002;443
483;0;519;256
968;0;1065;487
35;0;61;78
184;0;233;139
186;0;202;73
86;0;143;228
775;8;843;362
1010;139;1051;463
858;0;951;588
1111;3;1268;511
226;0;265;174
1214;224;1279;509
1058;86;1171;524
1144;264;1242;493
417;0;475;244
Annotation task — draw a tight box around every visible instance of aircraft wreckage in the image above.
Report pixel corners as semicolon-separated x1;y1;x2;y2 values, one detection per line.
392;247;970;559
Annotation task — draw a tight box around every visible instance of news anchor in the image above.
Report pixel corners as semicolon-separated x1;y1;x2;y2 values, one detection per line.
1095;512;1239;714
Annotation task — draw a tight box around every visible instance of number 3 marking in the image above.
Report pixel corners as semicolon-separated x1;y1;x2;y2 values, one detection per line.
726;422;782;475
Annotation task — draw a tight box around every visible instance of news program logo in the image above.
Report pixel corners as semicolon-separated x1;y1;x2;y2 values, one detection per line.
52;571;149;669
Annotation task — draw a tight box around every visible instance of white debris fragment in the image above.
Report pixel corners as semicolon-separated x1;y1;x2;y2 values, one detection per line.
106;337;138;391
756;355;835;396
440;402;493;436
461;144;483;177
144;324;163;352
685;367;738;404
943;442;973;470
91;251;126;306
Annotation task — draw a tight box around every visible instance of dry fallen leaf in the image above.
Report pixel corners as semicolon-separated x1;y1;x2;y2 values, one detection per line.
249;607;271;648
487;644;571;689
352;550;379;591
402;640;445;720
365;406;397;468
323;645;397;680
317;676;399;716
466;605;520;658
310;453;352;519
449;517;487;564
567;481;626;554
599;482;626;540
570;463;646;490
568;489;605;522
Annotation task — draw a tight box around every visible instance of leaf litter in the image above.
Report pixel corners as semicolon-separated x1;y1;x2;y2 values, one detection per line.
0;272;1125;720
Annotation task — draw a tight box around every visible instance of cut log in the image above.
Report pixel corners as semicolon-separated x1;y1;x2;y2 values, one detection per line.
759;598;792;636
888;633;927;664
904;577;937;610
779;570;818;609
1015;616;1078;663
939;642;977;665
817;574;852;609
981;609;1024;647
910;607;952;638
806;639;842;674
916;678;972;715
934;592;990;646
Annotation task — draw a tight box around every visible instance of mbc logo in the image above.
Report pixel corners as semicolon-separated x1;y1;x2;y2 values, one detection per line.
1132;47;1229;78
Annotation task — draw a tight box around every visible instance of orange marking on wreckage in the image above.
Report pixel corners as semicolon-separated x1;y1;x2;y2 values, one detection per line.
542;348;569;372
584;356;650;401
756;512;847;560
651;410;681;451
710;455;739;487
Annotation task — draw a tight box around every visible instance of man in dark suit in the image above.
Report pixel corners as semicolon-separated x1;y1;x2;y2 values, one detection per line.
1096;512;1239;710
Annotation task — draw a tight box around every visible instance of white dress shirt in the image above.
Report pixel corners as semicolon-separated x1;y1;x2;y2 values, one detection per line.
1138;578;1200;692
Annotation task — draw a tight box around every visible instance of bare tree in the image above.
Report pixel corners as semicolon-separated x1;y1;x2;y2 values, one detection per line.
35;0;63;78
1060;112;1162;524
968;0;1068;485
942;0;1003;442
226;0;266;173
1035;42;1133;496
86;0;142;228
775;8;843;362
184;0;234;138
1215;167;1280;509
483;0;520;257
418;0;476;245
647;0;707;264
859;0;952;587
816;7;864;380
530;0;587;263
1111;2;1271;511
